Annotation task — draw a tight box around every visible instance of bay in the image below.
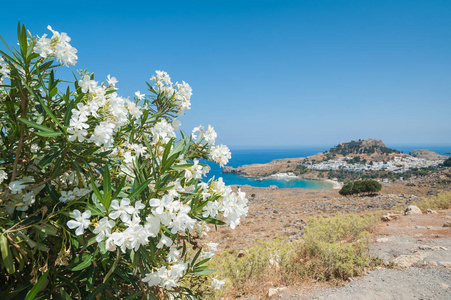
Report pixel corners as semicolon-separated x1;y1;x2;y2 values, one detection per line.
202;144;451;189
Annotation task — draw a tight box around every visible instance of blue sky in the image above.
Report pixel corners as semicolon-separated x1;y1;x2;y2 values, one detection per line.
1;0;450;148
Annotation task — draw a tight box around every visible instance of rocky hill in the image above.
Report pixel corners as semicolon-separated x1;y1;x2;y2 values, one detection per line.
329;139;399;155
223;139;447;180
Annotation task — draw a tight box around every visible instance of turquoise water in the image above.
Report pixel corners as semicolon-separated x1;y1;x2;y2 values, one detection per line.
204;147;331;189
203;145;451;189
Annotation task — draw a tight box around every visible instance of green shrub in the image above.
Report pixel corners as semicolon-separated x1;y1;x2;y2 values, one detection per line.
443;157;451;167
339;180;382;196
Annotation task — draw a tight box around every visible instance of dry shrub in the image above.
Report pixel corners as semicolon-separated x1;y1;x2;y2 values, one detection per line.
415;190;451;212
209;213;381;299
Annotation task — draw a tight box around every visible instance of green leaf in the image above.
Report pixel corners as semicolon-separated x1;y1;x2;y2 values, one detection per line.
194;258;210;268
59;289;73;300
123;291;144;300
85;276;112;300
70;254;93;271
103;166;111;194
190;248;202;267
199;217;226;226
63;100;75;127
103;248;120;283
0;234;15;274
128;178;152;200
18;117;54;132
91;178;103;204
45;183;60;202
24;83;63;130
24;270;49;300
102;191;112;212
39;147;64;169
195;268;216;275
34;224;58;236
35;131;62;137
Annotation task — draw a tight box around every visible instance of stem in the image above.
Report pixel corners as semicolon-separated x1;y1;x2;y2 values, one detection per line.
10;129;25;182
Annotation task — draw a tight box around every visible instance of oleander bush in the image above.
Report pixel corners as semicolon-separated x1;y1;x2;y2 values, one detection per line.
0;23;248;299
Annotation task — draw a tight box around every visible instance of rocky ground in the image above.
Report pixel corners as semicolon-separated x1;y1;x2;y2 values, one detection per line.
206;173;450;251
205;169;451;299
272;209;451;300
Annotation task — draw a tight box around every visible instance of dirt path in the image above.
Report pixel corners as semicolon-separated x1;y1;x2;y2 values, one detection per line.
272;209;451;300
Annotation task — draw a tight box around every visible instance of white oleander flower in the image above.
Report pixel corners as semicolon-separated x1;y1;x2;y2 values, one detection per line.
126;100;143;119
142;270;162;287
124;224;149;251
34;26;78;66
0;170;7;183
78;75;98;93
9;177;34;194
0;57;10;78
202;201;219;218
167;247;180;262
59;190;76;202
107;74;118;86
211;278;225;290
47;26;78;66
33;34;52;58
204;125;217;145
90;122;115;147
201;242;218;259
93;217;115;242
210;144;231;167
174;81;192;115
67;209;91;236
134;90;145;100
109;198;135;222
150;119;176;143
145;215;161;237
156;234;173;249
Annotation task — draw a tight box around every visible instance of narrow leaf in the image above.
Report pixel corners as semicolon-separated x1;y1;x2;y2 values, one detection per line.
24;271;49;300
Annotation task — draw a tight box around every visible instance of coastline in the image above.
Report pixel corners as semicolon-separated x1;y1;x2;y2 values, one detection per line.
322;179;343;190
249;172;341;190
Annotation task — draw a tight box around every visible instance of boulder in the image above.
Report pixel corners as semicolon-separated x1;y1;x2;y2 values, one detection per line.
426;209;437;214
404;205;422;215
268;287;287;298
443;221;451;228
381;214;400;221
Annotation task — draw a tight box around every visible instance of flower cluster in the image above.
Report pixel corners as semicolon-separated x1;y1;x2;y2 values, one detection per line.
66;74;143;149
150;70;192;115
210;144;232;167
0;57;9;84
33;26;78;66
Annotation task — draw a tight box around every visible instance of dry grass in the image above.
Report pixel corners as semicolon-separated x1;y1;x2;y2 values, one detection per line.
209;213;382;299
415;190;451;212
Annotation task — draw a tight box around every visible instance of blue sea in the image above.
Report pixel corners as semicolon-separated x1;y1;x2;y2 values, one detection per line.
202;144;451;189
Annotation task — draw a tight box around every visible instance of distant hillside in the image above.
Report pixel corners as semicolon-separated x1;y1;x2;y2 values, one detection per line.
410;149;447;160
329;139;399;155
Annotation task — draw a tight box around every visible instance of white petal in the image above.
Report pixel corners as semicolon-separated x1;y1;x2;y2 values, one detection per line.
75;226;84;236
109;210;121;220
67;220;80;229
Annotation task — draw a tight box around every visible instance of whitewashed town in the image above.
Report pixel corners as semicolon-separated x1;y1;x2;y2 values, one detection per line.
305;155;445;173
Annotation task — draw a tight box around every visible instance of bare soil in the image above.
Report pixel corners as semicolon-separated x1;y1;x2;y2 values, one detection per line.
275;209;451;300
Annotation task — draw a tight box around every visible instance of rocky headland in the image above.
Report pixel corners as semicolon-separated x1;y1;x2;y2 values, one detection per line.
222;139;448;183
